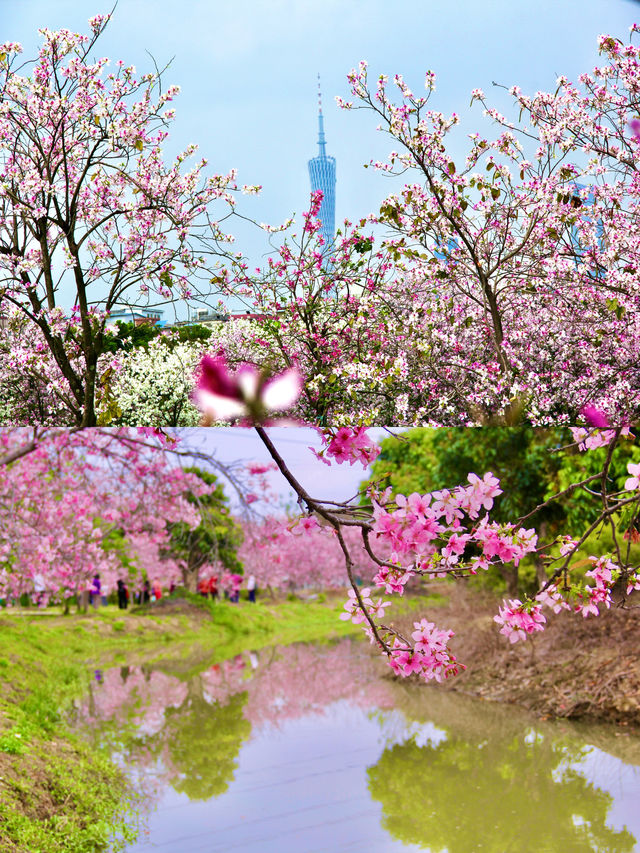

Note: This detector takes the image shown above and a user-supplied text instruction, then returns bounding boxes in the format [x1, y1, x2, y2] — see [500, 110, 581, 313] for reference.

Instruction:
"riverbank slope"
[392, 585, 640, 726]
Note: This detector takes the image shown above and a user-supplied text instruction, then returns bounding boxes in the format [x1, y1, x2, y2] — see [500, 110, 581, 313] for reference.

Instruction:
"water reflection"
[162, 689, 250, 800]
[71, 639, 640, 852]
[369, 727, 635, 852]
[72, 639, 396, 807]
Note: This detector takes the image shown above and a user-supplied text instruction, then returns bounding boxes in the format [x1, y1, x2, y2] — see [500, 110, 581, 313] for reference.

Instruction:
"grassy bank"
[0, 594, 366, 852]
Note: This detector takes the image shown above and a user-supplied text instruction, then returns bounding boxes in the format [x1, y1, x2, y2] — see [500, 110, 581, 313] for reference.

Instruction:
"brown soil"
[391, 585, 640, 727]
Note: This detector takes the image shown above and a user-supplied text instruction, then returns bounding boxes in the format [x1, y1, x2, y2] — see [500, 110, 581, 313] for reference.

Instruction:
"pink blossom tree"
[207, 32, 640, 426]
[238, 518, 380, 593]
[0, 428, 233, 607]
[0, 16, 242, 426]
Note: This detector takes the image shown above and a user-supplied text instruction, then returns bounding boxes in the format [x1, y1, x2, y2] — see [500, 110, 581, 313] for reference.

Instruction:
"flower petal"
[261, 369, 303, 412]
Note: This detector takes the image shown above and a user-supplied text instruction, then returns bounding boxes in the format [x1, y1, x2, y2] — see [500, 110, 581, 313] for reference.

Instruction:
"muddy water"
[70, 639, 640, 852]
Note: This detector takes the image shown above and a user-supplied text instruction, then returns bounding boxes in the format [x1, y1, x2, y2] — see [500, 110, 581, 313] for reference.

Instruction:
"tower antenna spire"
[308, 72, 336, 259]
[317, 73, 327, 157]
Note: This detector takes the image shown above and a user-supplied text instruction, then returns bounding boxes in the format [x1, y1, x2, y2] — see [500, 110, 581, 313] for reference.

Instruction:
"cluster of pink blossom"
[570, 426, 632, 451]
[329, 470, 541, 680]
[493, 600, 547, 643]
[578, 556, 618, 618]
[626, 572, 640, 596]
[386, 620, 462, 682]
[535, 584, 572, 615]
[312, 427, 382, 467]
[369, 473, 536, 576]
[625, 463, 640, 491]
[339, 586, 392, 625]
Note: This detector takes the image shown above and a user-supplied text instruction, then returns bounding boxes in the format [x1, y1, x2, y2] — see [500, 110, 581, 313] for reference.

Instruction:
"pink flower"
[493, 599, 546, 643]
[535, 585, 570, 614]
[625, 462, 640, 491]
[559, 536, 578, 556]
[580, 405, 609, 429]
[247, 463, 276, 476]
[194, 355, 302, 423]
[295, 516, 320, 534]
[322, 427, 381, 468]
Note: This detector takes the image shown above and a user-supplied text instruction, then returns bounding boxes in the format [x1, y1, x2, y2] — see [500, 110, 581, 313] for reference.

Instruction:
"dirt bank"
[391, 585, 640, 727]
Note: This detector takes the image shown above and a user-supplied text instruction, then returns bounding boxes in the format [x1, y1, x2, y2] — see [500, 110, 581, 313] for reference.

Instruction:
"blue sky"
[181, 426, 399, 510]
[2, 0, 639, 316]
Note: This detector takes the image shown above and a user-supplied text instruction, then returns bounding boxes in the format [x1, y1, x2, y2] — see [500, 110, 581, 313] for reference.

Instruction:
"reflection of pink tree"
[243, 639, 395, 726]
[77, 667, 188, 736]
[77, 639, 394, 744]
[73, 639, 398, 805]
[198, 641, 397, 726]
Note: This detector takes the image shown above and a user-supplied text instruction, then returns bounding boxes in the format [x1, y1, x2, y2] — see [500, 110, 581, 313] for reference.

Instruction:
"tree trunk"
[534, 521, 549, 586]
[81, 350, 98, 427]
[500, 564, 518, 597]
[182, 565, 198, 594]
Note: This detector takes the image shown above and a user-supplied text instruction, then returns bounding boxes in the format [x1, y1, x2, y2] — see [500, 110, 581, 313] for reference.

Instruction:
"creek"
[69, 637, 640, 852]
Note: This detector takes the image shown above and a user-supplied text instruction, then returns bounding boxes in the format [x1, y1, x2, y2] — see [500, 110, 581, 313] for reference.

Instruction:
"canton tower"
[308, 75, 336, 251]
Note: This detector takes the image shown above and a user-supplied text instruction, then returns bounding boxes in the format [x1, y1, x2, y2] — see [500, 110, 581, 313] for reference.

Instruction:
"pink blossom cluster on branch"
[250, 423, 640, 684]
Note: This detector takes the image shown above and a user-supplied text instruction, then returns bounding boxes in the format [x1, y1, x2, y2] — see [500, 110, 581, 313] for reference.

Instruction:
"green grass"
[0, 618, 139, 851]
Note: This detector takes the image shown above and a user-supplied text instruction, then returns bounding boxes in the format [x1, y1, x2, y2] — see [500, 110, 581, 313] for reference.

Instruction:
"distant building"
[184, 307, 230, 327]
[228, 311, 269, 321]
[169, 308, 272, 330]
[106, 305, 165, 328]
[308, 75, 336, 253]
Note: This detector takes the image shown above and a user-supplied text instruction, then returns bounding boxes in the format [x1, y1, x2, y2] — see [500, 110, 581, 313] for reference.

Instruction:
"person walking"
[247, 575, 257, 603]
[208, 575, 218, 600]
[117, 579, 128, 610]
[90, 574, 101, 609]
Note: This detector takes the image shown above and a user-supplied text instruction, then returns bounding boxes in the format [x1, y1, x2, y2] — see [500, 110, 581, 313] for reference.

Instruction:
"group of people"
[89, 575, 166, 610]
[197, 574, 257, 603]
[24, 572, 257, 610]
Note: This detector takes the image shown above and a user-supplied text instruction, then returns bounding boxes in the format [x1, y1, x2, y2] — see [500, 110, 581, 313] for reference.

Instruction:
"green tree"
[174, 324, 214, 347]
[103, 322, 213, 354]
[166, 467, 244, 593]
[546, 438, 640, 534]
[103, 321, 163, 353]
